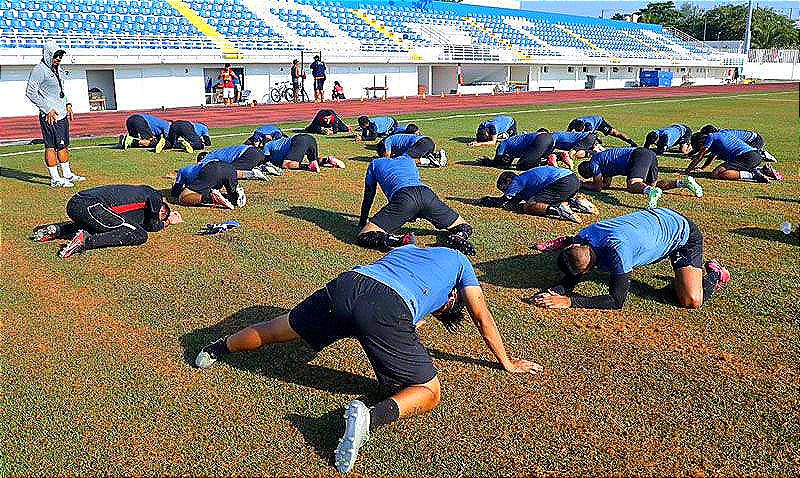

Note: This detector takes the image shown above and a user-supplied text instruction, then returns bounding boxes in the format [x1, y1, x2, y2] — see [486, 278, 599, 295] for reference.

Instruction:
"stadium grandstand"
[0, 0, 745, 117]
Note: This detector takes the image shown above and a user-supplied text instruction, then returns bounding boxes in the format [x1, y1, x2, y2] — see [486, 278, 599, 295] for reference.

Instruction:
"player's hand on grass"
[46, 109, 58, 125]
[531, 292, 571, 309]
[468, 140, 479, 147]
[167, 211, 184, 225]
[504, 358, 543, 374]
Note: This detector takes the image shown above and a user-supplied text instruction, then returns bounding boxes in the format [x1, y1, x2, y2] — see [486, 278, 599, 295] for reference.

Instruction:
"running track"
[2, 82, 796, 142]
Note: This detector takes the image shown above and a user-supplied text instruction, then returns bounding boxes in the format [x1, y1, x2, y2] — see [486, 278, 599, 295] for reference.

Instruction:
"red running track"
[2, 82, 796, 142]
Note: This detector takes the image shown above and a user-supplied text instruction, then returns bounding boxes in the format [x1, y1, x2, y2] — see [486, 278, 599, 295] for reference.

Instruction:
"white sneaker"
[334, 400, 371, 475]
[210, 189, 235, 210]
[260, 163, 284, 176]
[429, 150, 447, 167]
[235, 186, 246, 208]
[63, 173, 86, 183]
[251, 168, 268, 181]
[50, 177, 74, 188]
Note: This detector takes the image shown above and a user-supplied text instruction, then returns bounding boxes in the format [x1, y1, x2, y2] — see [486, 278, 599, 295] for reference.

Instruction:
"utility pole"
[743, 0, 754, 53]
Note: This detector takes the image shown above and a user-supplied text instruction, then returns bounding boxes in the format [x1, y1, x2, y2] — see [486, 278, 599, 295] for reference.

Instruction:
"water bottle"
[781, 222, 793, 235]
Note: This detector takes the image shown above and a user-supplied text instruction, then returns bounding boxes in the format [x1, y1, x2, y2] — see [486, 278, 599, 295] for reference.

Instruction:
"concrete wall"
[1, 65, 88, 117]
[743, 62, 800, 80]
[113, 65, 206, 111]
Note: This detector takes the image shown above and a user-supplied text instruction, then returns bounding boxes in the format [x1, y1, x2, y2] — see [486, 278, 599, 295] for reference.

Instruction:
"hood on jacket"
[42, 40, 65, 68]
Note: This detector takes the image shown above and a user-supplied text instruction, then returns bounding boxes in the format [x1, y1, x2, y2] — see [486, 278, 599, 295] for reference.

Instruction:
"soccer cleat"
[705, 260, 731, 291]
[210, 189, 235, 210]
[259, 163, 284, 176]
[62, 173, 86, 183]
[117, 134, 127, 149]
[250, 168, 269, 181]
[568, 195, 598, 215]
[31, 224, 59, 242]
[325, 156, 346, 169]
[195, 338, 227, 368]
[123, 134, 135, 150]
[386, 232, 416, 248]
[334, 400, 371, 475]
[235, 186, 246, 208]
[428, 149, 447, 168]
[154, 136, 166, 154]
[177, 137, 194, 154]
[760, 164, 783, 181]
[761, 149, 777, 162]
[646, 187, 663, 209]
[59, 229, 87, 258]
[683, 176, 704, 198]
[751, 169, 770, 183]
[555, 203, 581, 223]
[50, 177, 74, 188]
[440, 232, 476, 256]
[307, 160, 320, 173]
[545, 154, 557, 167]
[479, 156, 492, 167]
[534, 235, 569, 252]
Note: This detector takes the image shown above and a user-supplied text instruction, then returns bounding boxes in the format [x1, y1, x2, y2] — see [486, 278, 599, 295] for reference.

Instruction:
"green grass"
[1, 90, 799, 476]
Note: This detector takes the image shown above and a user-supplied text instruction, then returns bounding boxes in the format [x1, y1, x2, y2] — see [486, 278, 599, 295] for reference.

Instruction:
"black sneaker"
[195, 338, 229, 369]
[751, 169, 770, 183]
[386, 232, 416, 248]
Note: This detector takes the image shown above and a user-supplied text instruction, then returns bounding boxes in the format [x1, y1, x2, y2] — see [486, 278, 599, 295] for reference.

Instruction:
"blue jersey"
[586, 147, 637, 177]
[353, 245, 480, 324]
[496, 132, 541, 157]
[703, 132, 756, 163]
[383, 134, 422, 156]
[720, 129, 757, 144]
[140, 114, 170, 136]
[263, 137, 293, 162]
[193, 122, 209, 137]
[552, 131, 591, 150]
[394, 124, 416, 135]
[365, 156, 424, 200]
[578, 115, 604, 131]
[505, 166, 573, 199]
[204, 145, 250, 163]
[655, 124, 689, 148]
[174, 162, 208, 190]
[310, 61, 326, 78]
[254, 124, 283, 140]
[479, 115, 515, 136]
[370, 116, 397, 135]
[576, 208, 691, 275]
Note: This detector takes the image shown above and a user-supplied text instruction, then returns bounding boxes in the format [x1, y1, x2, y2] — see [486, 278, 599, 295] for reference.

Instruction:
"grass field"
[2, 89, 799, 476]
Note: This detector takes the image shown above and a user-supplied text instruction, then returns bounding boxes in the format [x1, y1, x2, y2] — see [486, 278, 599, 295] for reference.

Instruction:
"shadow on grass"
[755, 195, 800, 204]
[450, 136, 475, 144]
[630, 276, 677, 306]
[474, 253, 559, 290]
[446, 196, 482, 207]
[179, 305, 381, 395]
[428, 347, 502, 371]
[658, 166, 714, 179]
[731, 226, 797, 245]
[454, 160, 499, 168]
[349, 155, 375, 163]
[0, 167, 51, 185]
[285, 410, 343, 466]
[582, 189, 641, 209]
[277, 205, 441, 244]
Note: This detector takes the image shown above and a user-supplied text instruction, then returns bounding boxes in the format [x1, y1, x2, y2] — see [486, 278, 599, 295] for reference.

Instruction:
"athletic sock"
[240, 170, 256, 179]
[369, 398, 400, 431]
[739, 171, 754, 180]
[701, 270, 721, 304]
[675, 179, 686, 188]
[47, 165, 61, 180]
[545, 205, 560, 217]
[60, 162, 73, 177]
[418, 157, 431, 166]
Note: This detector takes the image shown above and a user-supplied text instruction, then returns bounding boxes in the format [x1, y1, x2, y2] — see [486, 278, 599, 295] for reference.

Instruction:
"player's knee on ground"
[677, 289, 703, 309]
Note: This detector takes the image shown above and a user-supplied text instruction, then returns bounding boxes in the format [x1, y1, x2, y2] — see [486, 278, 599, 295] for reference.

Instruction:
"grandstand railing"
[749, 49, 799, 64]
[662, 27, 718, 55]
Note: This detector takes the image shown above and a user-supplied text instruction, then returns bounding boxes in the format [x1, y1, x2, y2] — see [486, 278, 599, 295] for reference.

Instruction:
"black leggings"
[62, 196, 148, 250]
[126, 115, 155, 140]
[230, 146, 265, 170]
[167, 121, 204, 150]
[517, 133, 555, 171]
[286, 134, 319, 164]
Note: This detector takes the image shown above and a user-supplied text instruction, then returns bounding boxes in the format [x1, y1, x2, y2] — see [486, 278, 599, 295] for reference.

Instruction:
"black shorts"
[627, 148, 659, 184]
[528, 173, 580, 204]
[669, 219, 703, 270]
[723, 150, 761, 172]
[371, 185, 459, 233]
[747, 133, 765, 150]
[314, 78, 325, 91]
[230, 146, 263, 170]
[289, 271, 437, 389]
[186, 161, 237, 197]
[126, 114, 154, 140]
[39, 115, 69, 150]
[270, 133, 318, 167]
[595, 119, 614, 136]
[570, 133, 597, 153]
[407, 137, 435, 159]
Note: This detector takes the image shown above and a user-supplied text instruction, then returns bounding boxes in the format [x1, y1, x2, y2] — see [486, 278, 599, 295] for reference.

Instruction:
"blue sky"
[519, 1, 799, 19]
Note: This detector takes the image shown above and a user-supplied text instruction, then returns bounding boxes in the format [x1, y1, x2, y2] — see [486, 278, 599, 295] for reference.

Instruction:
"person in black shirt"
[290, 59, 305, 103]
[310, 55, 327, 103]
[305, 109, 350, 135]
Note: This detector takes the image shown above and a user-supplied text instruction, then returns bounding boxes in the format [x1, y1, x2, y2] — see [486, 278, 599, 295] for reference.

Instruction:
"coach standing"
[310, 55, 327, 103]
[26, 40, 85, 188]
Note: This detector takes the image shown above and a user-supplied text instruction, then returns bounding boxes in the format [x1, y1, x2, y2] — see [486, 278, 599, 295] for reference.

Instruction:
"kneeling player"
[578, 147, 703, 208]
[643, 123, 692, 155]
[304, 109, 350, 135]
[470, 115, 517, 146]
[687, 132, 781, 182]
[358, 155, 474, 254]
[546, 129, 601, 165]
[357, 115, 398, 141]
[31, 184, 183, 259]
[194, 245, 541, 474]
[244, 124, 284, 149]
[171, 159, 245, 210]
[164, 120, 212, 153]
[263, 134, 344, 172]
[480, 167, 596, 223]
[483, 131, 570, 171]
[699, 125, 777, 162]
[568, 115, 636, 147]
[377, 134, 446, 167]
[118, 114, 170, 150]
[532, 208, 730, 310]
[197, 145, 283, 179]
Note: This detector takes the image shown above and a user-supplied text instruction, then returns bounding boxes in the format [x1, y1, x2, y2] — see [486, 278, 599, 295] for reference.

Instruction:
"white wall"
[744, 62, 800, 80]
[1, 65, 88, 117]
[113, 65, 206, 111]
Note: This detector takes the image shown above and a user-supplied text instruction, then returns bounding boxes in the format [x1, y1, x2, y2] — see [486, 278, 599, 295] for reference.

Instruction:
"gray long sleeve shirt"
[26, 40, 69, 120]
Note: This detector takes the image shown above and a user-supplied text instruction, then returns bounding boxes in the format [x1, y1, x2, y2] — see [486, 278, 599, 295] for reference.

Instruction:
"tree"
[635, 1, 683, 27]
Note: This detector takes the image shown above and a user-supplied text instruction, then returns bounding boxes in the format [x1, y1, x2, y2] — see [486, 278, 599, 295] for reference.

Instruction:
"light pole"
[743, 0, 754, 53]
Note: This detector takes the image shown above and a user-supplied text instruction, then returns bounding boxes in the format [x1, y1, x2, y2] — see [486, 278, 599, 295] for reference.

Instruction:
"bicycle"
[267, 80, 310, 103]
